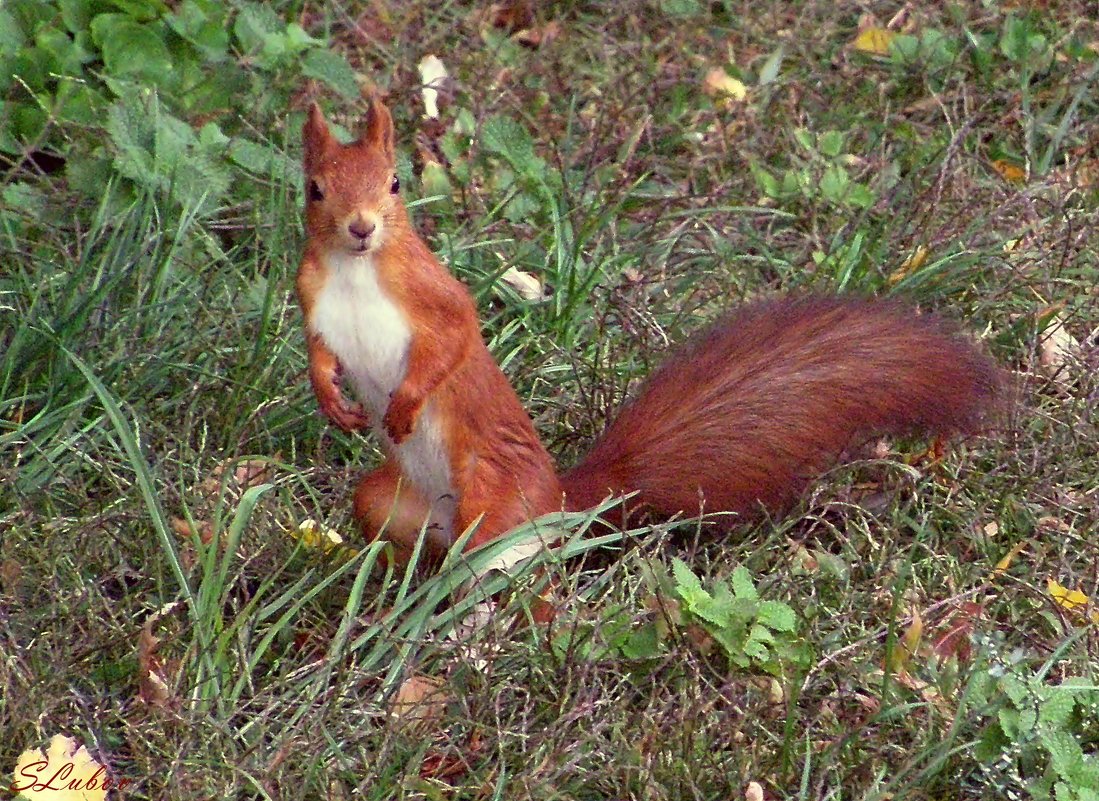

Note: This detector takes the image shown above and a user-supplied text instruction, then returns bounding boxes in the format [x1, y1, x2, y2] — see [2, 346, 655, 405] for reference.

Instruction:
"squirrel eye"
[307, 180, 324, 202]
[390, 175, 400, 194]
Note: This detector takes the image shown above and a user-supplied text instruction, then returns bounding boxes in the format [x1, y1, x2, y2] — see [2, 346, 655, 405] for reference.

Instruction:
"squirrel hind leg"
[353, 461, 440, 568]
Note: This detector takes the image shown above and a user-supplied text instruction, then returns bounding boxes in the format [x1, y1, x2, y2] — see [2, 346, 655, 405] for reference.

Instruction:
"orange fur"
[297, 98, 1001, 564]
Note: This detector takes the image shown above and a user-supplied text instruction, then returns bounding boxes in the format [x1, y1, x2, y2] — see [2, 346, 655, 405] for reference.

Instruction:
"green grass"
[3, 1, 1098, 798]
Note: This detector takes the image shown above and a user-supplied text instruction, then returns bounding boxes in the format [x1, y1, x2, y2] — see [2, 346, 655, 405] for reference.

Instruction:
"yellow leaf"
[1047, 578, 1099, 624]
[12, 734, 124, 800]
[887, 607, 923, 673]
[295, 518, 344, 549]
[887, 244, 930, 285]
[901, 607, 924, 658]
[991, 159, 1026, 183]
[993, 539, 1027, 574]
[293, 519, 358, 560]
[852, 27, 896, 56]
[702, 68, 748, 100]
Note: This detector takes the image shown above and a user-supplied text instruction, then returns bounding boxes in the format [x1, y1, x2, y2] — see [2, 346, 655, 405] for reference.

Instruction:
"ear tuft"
[360, 94, 395, 163]
[302, 102, 332, 172]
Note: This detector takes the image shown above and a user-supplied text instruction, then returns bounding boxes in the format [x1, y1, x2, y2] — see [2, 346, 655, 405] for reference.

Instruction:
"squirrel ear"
[302, 102, 332, 172]
[360, 95, 395, 163]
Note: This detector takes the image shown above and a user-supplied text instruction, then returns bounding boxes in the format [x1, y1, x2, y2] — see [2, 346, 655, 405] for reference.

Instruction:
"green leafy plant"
[967, 650, 1099, 800]
[749, 127, 875, 212]
[550, 559, 810, 680]
[0, 0, 357, 216]
[671, 560, 809, 676]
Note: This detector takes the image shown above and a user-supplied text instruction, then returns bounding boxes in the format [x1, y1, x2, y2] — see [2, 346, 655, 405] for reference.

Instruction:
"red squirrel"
[297, 97, 1001, 566]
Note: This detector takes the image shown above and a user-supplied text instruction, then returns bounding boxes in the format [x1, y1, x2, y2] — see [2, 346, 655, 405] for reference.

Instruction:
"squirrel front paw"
[319, 393, 371, 432]
[309, 360, 370, 431]
[383, 391, 421, 444]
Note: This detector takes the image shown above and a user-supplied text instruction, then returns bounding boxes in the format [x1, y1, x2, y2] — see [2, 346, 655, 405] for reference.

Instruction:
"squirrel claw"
[320, 396, 370, 432]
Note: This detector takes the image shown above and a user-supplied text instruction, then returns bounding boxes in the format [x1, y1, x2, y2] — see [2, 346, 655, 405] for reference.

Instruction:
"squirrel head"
[301, 96, 405, 257]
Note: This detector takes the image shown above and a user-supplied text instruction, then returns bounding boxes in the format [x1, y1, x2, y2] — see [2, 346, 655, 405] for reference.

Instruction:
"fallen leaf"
[852, 27, 896, 56]
[930, 601, 983, 662]
[1037, 311, 1082, 377]
[0, 558, 22, 592]
[1047, 578, 1099, 623]
[13, 734, 119, 800]
[887, 606, 923, 673]
[993, 539, 1027, 574]
[1036, 515, 1073, 534]
[293, 519, 358, 561]
[1050, 157, 1099, 190]
[991, 159, 1026, 183]
[138, 618, 174, 710]
[514, 20, 561, 48]
[500, 267, 546, 301]
[203, 457, 276, 494]
[390, 675, 449, 728]
[790, 544, 819, 574]
[766, 678, 784, 705]
[887, 244, 930, 285]
[702, 67, 748, 100]
[486, 0, 533, 32]
[171, 516, 215, 545]
[420, 730, 483, 782]
[418, 55, 448, 119]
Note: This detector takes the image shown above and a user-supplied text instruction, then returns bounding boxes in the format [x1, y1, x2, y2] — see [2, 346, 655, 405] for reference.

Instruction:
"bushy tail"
[560, 295, 1002, 518]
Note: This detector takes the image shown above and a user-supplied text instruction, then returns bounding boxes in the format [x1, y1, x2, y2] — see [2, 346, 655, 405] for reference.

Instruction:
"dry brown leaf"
[930, 601, 983, 662]
[390, 675, 450, 728]
[419, 730, 483, 782]
[514, 20, 561, 48]
[1050, 157, 1099, 190]
[1037, 312, 1082, 377]
[347, 5, 396, 46]
[500, 267, 546, 301]
[0, 558, 22, 592]
[138, 619, 174, 710]
[485, 0, 533, 33]
[1036, 515, 1073, 534]
[202, 456, 277, 495]
[171, 516, 214, 545]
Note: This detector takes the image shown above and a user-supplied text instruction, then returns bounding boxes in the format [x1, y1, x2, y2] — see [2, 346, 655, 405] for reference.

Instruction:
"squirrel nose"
[348, 219, 375, 240]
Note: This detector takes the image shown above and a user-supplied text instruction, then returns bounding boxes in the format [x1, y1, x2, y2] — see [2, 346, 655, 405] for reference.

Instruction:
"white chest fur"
[312, 253, 411, 416]
[311, 252, 455, 527]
